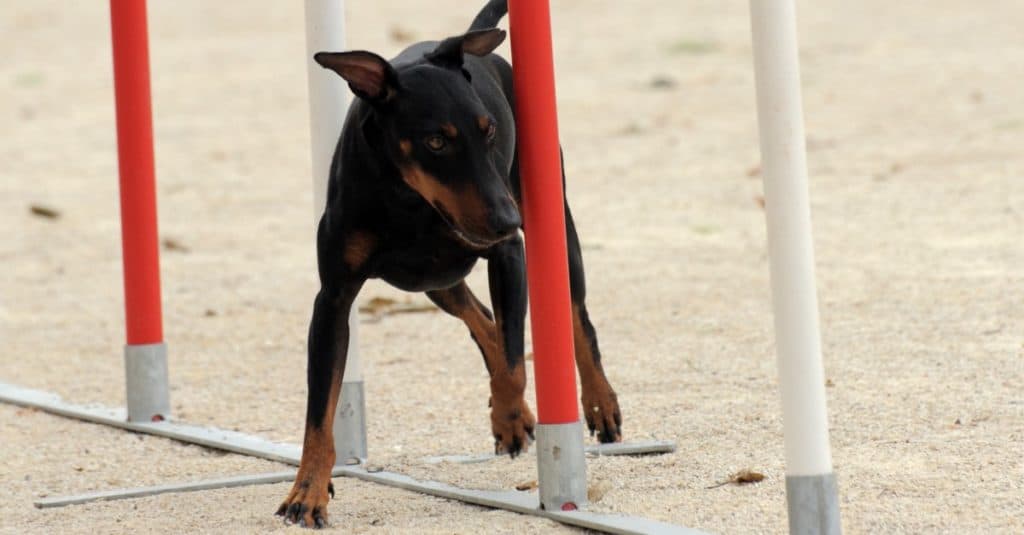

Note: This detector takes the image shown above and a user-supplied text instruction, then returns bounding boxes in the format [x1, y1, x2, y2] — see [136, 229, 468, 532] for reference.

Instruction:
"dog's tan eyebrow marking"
[477, 115, 491, 131]
[399, 139, 413, 157]
[441, 123, 459, 139]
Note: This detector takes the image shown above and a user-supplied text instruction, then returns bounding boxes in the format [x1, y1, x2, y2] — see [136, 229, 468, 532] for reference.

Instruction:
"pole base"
[786, 473, 841, 535]
[536, 421, 587, 511]
[333, 380, 367, 464]
[124, 342, 170, 423]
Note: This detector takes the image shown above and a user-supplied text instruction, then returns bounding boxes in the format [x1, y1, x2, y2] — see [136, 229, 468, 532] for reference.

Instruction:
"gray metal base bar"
[35, 463, 706, 535]
[34, 468, 335, 509]
[424, 439, 676, 464]
[786, 473, 841, 535]
[536, 421, 588, 511]
[0, 381, 300, 464]
[2, 381, 705, 534]
[123, 342, 170, 423]
[333, 380, 367, 464]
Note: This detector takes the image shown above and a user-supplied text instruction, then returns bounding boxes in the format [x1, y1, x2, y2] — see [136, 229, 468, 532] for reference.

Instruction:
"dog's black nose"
[489, 201, 521, 238]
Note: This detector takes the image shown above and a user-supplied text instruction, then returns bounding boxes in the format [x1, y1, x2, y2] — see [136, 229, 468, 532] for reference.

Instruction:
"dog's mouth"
[433, 204, 509, 250]
[450, 227, 507, 249]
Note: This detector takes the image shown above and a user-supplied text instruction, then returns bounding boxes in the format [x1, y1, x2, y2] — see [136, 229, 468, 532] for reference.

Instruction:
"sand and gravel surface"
[2, 1, 1022, 533]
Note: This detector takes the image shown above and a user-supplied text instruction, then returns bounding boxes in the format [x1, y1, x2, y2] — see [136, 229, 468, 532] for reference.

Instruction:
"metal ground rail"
[2, 382, 702, 535]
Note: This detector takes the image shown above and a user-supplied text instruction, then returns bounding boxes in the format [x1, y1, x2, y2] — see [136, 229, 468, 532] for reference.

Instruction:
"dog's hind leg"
[426, 237, 535, 457]
[564, 201, 622, 443]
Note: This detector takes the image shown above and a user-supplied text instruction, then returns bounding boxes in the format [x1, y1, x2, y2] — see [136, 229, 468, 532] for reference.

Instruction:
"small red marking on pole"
[507, 0, 579, 426]
[110, 0, 164, 345]
[561, 502, 578, 511]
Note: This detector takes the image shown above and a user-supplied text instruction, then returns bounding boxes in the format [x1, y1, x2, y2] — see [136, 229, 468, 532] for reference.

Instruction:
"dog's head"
[315, 29, 520, 249]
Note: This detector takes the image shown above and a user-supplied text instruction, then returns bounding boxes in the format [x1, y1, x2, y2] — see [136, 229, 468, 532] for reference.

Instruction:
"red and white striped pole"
[110, 0, 170, 423]
[507, 0, 587, 511]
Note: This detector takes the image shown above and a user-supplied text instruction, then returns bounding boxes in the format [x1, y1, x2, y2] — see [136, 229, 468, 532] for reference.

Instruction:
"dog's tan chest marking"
[343, 231, 376, 269]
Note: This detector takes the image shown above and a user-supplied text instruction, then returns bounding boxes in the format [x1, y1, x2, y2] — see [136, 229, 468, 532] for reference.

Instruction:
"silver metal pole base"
[535, 421, 588, 511]
[786, 473, 841, 535]
[333, 380, 367, 464]
[124, 342, 170, 423]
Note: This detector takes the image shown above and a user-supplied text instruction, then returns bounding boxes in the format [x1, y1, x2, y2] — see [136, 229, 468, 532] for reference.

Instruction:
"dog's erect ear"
[461, 28, 506, 56]
[425, 29, 506, 68]
[314, 51, 399, 103]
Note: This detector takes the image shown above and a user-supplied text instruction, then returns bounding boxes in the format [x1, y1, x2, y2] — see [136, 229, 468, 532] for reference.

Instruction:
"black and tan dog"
[278, 0, 621, 527]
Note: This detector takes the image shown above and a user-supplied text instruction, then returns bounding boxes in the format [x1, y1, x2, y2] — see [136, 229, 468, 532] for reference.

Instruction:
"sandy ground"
[2, 1, 1022, 533]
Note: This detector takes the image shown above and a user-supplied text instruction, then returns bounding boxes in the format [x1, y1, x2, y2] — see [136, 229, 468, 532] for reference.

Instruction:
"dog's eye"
[485, 123, 497, 143]
[425, 135, 447, 152]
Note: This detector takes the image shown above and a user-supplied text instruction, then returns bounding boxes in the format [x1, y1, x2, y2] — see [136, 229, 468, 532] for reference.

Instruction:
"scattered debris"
[389, 25, 416, 43]
[649, 76, 677, 90]
[825, 378, 835, 387]
[690, 224, 717, 236]
[706, 469, 765, 489]
[365, 465, 384, 473]
[618, 122, 645, 135]
[15, 72, 45, 87]
[29, 204, 60, 219]
[203, 309, 217, 317]
[359, 296, 437, 321]
[587, 479, 613, 502]
[162, 238, 190, 253]
[746, 164, 761, 177]
[754, 196, 766, 209]
[666, 39, 718, 55]
[515, 480, 538, 491]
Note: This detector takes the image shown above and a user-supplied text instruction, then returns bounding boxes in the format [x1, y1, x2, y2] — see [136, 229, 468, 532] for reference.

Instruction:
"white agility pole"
[304, 0, 367, 464]
[748, 1, 841, 533]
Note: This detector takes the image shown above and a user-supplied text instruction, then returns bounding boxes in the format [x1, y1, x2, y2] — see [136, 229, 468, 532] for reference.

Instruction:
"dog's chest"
[370, 229, 479, 293]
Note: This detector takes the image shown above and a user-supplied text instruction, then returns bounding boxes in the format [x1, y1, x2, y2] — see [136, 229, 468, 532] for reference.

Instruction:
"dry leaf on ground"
[706, 469, 765, 489]
[515, 480, 538, 491]
[29, 204, 60, 219]
[359, 296, 437, 320]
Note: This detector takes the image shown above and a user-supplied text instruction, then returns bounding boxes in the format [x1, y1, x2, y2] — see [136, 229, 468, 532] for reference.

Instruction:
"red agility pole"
[110, 0, 170, 422]
[111, 0, 162, 345]
[508, 0, 576, 427]
[508, 0, 587, 511]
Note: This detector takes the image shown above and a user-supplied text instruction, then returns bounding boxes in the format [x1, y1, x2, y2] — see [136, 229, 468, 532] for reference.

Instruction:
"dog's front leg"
[486, 235, 536, 456]
[277, 280, 362, 528]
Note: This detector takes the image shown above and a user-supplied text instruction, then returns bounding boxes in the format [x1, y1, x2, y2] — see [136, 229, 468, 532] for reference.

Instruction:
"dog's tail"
[469, 0, 508, 31]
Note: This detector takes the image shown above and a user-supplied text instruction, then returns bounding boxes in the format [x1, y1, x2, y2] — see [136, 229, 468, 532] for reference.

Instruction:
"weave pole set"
[0, 0, 840, 532]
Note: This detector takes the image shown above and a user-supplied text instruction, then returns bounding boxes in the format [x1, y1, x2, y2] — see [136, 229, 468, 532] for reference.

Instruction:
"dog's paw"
[582, 386, 622, 443]
[491, 398, 536, 458]
[275, 478, 334, 529]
